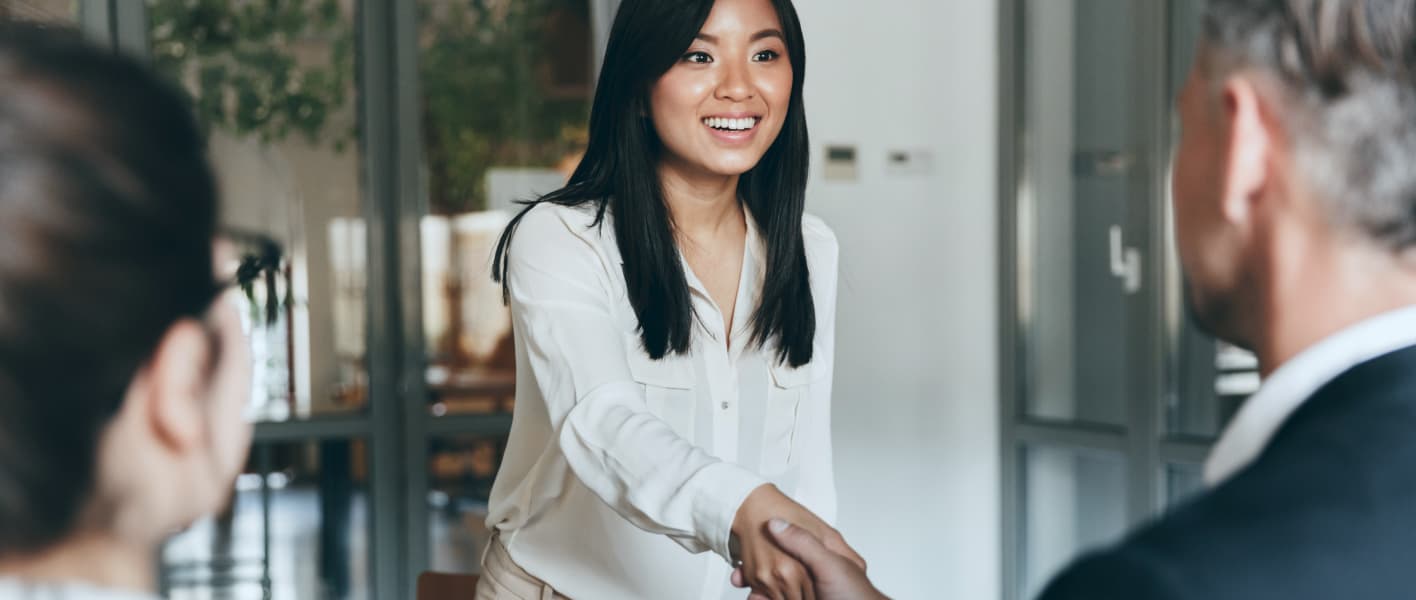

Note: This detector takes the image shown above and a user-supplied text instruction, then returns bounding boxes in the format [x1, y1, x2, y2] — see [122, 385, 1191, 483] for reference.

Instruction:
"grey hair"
[1202, 0, 1416, 250]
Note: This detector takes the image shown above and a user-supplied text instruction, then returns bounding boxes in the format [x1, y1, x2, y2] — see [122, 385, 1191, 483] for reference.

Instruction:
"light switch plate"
[823, 144, 858, 181]
[886, 148, 935, 176]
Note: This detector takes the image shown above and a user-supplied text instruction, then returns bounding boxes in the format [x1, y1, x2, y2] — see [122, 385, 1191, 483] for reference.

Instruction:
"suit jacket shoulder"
[1039, 344, 1416, 600]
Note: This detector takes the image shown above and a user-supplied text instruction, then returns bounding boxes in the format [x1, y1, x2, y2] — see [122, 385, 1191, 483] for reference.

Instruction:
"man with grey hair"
[732, 0, 1416, 598]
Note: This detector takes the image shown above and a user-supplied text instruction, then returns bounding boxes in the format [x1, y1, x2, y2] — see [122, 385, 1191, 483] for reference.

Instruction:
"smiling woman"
[650, 17, 793, 180]
[479, 0, 855, 598]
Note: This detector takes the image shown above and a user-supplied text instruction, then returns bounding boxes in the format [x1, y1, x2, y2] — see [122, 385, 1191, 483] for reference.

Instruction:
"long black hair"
[492, 0, 814, 367]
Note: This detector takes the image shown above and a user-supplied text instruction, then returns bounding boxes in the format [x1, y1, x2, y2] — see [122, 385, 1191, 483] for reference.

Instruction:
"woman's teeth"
[703, 117, 757, 131]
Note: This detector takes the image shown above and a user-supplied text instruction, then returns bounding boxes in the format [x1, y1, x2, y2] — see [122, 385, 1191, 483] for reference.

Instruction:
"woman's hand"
[731, 485, 865, 600]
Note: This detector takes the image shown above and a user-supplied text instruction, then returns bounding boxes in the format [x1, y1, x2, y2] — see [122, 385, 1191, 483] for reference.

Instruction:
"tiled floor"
[161, 485, 491, 600]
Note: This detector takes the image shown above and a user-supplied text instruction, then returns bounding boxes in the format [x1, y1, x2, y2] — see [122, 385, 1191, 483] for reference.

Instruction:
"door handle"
[1109, 225, 1142, 295]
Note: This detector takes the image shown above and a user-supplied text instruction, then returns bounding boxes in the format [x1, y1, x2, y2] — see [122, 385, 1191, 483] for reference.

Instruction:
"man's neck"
[0, 532, 157, 594]
[1254, 238, 1416, 376]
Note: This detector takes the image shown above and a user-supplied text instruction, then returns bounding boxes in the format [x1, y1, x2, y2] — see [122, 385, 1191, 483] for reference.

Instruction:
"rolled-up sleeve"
[505, 207, 767, 561]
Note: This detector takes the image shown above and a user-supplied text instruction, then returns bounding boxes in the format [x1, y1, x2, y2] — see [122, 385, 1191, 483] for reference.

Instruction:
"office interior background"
[0, 0, 1256, 599]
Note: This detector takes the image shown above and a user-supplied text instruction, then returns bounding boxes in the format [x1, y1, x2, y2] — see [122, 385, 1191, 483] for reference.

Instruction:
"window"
[93, 1, 612, 596]
[148, 0, 365, 422]
[416, 0, 593, 572]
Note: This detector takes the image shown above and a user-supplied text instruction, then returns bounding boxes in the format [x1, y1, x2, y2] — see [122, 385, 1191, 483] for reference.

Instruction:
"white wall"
[796, 1, 1000, 599]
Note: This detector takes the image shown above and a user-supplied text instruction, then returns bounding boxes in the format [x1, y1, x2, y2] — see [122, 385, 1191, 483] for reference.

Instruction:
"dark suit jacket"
[1040, 344, 1416, 600]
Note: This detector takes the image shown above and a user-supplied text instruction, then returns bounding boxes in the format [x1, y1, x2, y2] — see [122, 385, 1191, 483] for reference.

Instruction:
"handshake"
[728, 485, 887, 600]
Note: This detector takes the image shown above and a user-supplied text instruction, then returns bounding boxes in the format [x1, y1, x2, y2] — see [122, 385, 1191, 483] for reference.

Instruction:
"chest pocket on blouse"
[762, 358, 817, 476]
[624, 335, 697, 442]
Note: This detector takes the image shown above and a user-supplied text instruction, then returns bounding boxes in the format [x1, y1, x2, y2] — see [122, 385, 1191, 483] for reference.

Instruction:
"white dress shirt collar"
[1204, 304, 1416, 486]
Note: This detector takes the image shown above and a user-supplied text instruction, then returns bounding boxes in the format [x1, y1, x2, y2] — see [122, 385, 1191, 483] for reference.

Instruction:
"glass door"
[998, 1, 1242, 598]
[1001, 0, 1163, 596]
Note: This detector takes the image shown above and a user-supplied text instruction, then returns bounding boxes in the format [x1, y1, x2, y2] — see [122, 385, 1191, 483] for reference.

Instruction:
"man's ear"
[1218, 75, 1274, 228]
[133, 319, 212, 454]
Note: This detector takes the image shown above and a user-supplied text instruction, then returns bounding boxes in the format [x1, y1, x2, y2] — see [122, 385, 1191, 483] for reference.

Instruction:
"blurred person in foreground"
[0, 22, 253, 600]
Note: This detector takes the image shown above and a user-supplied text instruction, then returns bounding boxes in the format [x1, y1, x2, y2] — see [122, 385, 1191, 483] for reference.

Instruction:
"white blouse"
[485, 202, 839, 600]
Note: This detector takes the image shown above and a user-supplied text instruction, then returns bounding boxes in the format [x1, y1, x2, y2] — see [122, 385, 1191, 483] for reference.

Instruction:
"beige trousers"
[475, 536, 571, 600]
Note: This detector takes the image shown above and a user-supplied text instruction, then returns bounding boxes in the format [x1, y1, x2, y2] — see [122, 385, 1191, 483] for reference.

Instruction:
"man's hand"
[731, 485, 865, 600]
[733, 519, 888, 600]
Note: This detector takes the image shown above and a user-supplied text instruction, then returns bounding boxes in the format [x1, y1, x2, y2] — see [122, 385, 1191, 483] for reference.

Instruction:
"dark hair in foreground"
[0, 22, 219, 554]
[492, 0, 816, 367]
[1203, 0, 1416, 250]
